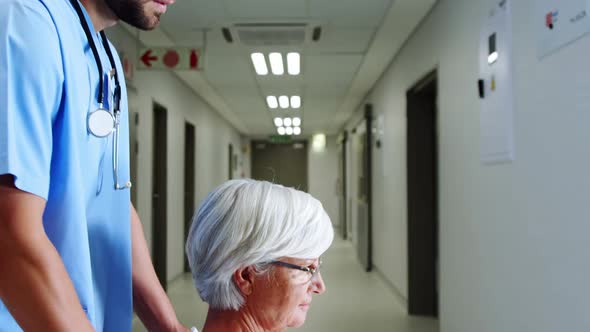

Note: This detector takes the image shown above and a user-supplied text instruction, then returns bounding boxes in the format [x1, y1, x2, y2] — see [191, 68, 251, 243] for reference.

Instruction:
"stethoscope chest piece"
[88, 107, 115, 138]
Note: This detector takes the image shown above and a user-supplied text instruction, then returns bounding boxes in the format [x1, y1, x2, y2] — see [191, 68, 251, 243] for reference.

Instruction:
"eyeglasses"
[270, 258, 322, 283]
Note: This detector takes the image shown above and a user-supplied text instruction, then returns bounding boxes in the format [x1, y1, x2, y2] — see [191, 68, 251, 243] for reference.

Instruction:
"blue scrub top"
[0, 0, 132, 330]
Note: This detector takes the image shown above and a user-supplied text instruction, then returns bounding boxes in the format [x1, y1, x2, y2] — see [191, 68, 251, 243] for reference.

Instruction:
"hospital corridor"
[10, 0, 586, 331]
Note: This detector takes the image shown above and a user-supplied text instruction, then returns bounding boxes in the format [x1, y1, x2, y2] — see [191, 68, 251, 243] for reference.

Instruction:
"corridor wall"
[308, 135, 340, 229]
[344, 0, 590, 331]
[105, 25, 247, 283]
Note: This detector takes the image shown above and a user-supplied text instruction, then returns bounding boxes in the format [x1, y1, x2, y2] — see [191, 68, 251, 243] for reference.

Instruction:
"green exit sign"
[268, 135, 293, 144]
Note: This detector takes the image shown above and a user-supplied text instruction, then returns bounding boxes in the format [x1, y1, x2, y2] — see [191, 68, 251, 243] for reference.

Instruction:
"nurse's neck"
[80, 0, 118, 32]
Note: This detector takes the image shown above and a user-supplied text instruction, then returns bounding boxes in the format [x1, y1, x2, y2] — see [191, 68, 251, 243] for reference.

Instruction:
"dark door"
[152, 103, 168, 290]
[184, 122, 195, 273]
[338, 132, 348, 239]
[407, 71, 439, 317]
[129, 111, 139, 207]
[251, 141, 308, 192]
[228, 144, 234, 180]
[356, 105, 373, 272]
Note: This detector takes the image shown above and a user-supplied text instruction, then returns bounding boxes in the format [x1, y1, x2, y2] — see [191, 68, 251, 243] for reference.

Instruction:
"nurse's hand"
[170, 322, 191, 332]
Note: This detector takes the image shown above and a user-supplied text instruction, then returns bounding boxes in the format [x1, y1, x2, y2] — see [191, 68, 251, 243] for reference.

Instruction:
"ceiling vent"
[232, 23, 310, 46]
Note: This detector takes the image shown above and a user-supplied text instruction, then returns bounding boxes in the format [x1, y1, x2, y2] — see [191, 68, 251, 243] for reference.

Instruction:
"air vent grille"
[234, 23, 308, 46]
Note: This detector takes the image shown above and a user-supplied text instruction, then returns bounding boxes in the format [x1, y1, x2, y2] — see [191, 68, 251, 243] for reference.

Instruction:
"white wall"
[106, 26, 247, 282]
[308, 136, 339, 228]
[344, 0, 590, 331]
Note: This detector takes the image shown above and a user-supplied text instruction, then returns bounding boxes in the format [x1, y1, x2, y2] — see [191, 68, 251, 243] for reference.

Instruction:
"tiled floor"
[133, 237, 439, 332]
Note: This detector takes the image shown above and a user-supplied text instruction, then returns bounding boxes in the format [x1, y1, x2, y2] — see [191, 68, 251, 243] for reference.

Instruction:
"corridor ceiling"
[126, 0, 437, 137]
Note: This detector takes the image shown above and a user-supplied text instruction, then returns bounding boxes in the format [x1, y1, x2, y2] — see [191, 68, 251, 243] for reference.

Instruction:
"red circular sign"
[163, 50, 180, 68]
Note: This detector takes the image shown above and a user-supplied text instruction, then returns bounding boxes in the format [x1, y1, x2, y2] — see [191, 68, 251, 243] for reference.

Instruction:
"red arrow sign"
[141, 50, 158, 68]
[138, 48, 202, 71]
[190, 50, 199, 69]
[163, 50, 180, 68]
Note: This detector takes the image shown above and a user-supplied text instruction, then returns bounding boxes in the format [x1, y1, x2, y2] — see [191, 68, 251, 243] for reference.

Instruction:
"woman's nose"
[311, 271, 326, 294]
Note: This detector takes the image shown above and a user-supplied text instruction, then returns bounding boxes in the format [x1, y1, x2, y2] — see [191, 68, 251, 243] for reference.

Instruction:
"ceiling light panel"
[293, 127, 301, 135]
[274, 117, 283, 127]
[269, 52, 284, 75]
[284, 117, 292, 127]
[287, 52, 300, 75]
[267, 96, 278, 109]
[279, 96, 290, 109]
[290, 96, 301, 109]
[251, 53, 268, 75]
[286, 127, 294, 135]
[278, 127, 286, 136]
[292, 117, 301, 127]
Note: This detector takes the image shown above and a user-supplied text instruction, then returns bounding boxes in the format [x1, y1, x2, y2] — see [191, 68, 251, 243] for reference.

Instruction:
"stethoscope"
[71, 0, 131, 190]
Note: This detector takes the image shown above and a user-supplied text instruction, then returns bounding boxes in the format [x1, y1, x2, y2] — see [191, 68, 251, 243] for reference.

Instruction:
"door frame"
[406, 70, 439, 317]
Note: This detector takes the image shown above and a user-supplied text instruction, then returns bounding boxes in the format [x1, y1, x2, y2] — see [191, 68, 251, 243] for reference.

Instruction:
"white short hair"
[186, 179, 334, 310]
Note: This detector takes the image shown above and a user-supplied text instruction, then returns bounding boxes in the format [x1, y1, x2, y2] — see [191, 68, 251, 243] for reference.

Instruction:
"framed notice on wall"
[537, 0, 590, 58]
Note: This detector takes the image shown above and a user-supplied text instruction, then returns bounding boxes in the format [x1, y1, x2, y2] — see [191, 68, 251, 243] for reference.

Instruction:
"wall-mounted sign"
[268, 135, 293, 144]
[537, 0, 590, 58]
[479, 0, 515, 164]
[137, 48, 201, 70]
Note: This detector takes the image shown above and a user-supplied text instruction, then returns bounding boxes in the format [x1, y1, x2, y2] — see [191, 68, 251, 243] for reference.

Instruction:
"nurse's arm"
[131, 204, 189, 332]
[0, 175, 95, 331]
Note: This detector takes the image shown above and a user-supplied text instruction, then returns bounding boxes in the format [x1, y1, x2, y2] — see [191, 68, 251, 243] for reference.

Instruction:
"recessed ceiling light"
[286, 127, 294, 135]
[269, 53, 284, 75]
[274, 117, 283, 127]
[292, 117, 301, 127]
[267, 96, 278, 109]
[283, 118, 292, 127]
[287, 52, 300, 75]
[293, 127, 301, 135]
[251, 53, 268, 75]
[279, 96, 289, 109]
[278, 127, 286, 136]
[290, 96, 301, 109]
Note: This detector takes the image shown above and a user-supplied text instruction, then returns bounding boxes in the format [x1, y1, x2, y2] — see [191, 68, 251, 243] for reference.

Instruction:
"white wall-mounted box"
[479, 0, 515, 164]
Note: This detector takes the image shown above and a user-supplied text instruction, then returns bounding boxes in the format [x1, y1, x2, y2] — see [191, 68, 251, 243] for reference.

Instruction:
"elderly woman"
[185, 179, 334, 331]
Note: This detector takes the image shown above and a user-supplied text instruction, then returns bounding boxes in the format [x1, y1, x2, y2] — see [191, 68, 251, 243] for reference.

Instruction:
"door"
[128, 94, 139, 207]
[337, 132, 348, 239]
[152, 103, 168, 290]
[251, 141, 308, 192]
[346, 132, 354, 242]
[184, 122, 195, 273]
[355, 105, 373, 272]
[228, 144, 234, 180]
[407, 71, 439, 317]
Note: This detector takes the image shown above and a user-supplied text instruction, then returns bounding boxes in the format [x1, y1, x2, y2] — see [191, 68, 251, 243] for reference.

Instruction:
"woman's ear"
[233, 267, 255, 296]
